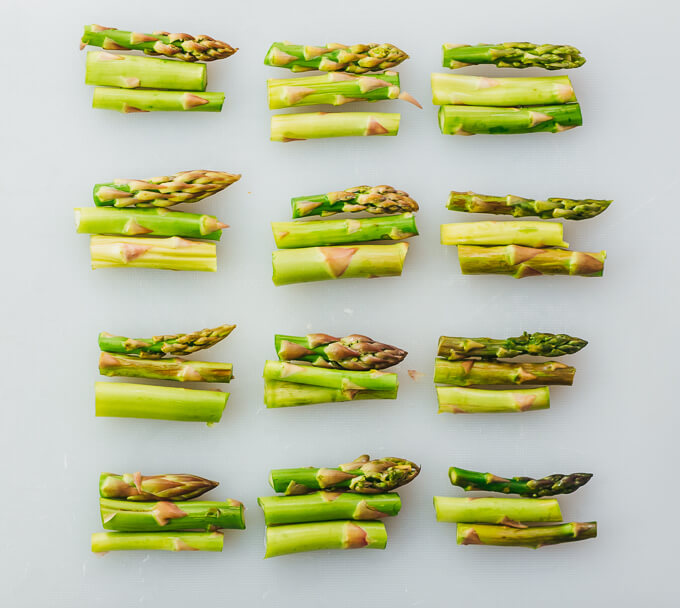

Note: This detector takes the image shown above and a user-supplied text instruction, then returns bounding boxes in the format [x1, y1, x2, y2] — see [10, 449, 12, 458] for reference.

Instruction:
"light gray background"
[2, 1, 678, 606]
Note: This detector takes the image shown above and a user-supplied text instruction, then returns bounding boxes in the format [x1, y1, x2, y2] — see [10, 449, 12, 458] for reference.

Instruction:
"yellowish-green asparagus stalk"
[441, 221, 567, 247]
[92, 531, 224, 552]
[437, 386, 550, 413]
[93, 88, 224, 113]
[433, 496, 562, 526]
[271, 112, 400, 141]
[434, 359, 575, 386]
[263, 360, 398, 391]
[264, 379, 397, 408]
[457, 522, 597, 548]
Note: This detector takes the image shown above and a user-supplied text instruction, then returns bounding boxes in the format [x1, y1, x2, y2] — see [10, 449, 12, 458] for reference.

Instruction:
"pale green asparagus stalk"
[263, 361, 398, 391]
[271, 112, 400, 141]
[91, 531, 224, 552]
[457, 522, 597, 548]
[433, 496, 562, 526]
[264, 380, 396, 408]
[437, 386, 550, 413]
[441, 221, 567, 247]
[93, 88, 224, 113]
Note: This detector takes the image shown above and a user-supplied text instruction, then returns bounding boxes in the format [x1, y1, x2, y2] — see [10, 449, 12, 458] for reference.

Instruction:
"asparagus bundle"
[99, 352, 233, 383]
[264, 361, 398, 391]
[271, 112, 399, 141]
[434, 496, 562, 526]
[434, 359, 575, 386]
[437, 386, 550, 414]
[100, 472, 219, 501]
[93, 87, 224, 113]
[437, 332, 587, 360]
[264, 379, 397, 408]
[457, 522, 597, 548]
[291, 185, 419, 218]
[92, 531, 224, 552]
[442, 42, 586, 70]
[441, 221, 567, 248]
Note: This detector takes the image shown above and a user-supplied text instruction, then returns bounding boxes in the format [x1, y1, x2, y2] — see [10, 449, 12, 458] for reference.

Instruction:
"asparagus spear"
[81, 25, 237, 61]
[276, 333, 407, 371]
[269, 455, 420, 495]
[100, 472, 219, 501]
[85, 51, 207, 90]
[94, 382, 228, 423]
[264, 379, 397, 408]
[292, 185, 419, 218]
[264, 42, 408, 73]
[437, 332, 587, 360]
[271, 112, 400, 141]
[272, 243, 409, 285]
[447, 190, 612, 220]
[442, 42, 585, 70]
[263, 361, 398, 391]
[272, 213, 418, 249]
[93, 88, 224, 113]
[441, 221, 567, 248]
[434, 496, 562, 526]
[92, 531, 224, 553]
[449, 466, 593, 497]
[437, 386, 550, 414]
[458, 245, 606, 277]
[258, 492, 401, 525]
[457, 522, 597, 548]
[99, 353, 233, 383]
[434, 359, 574, 386]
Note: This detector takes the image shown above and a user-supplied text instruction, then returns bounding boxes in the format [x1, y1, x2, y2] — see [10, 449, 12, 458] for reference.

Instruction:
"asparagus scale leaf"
[442, 42, 585, 70]
[437, 332, 588, 360]
[100, 472, 219, 501]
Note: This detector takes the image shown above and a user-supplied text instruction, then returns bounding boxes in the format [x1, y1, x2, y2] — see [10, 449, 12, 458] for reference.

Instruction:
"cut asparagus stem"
[94, 382, 228, 423]
[264, 42, 408, 73]
[292, 185, 419, 218]
[434, 359, 574, 386]
[269, 455, 420, 495]
[431, 74, 575, 106]
[100, 472, 219, 501]
[85, 51, 207, 90]
[258, 492, 401, 525]
[441, 221, 567, 248]
[263, 361, 398, 391]
[458, 245, 606, 277]
[434, 496, 561, 526]
[438, 104, 582, 135]
[442, 42, 585, 70]
[437, 386, 550, 414]
[81, 25, 237, 61]
[75, 207, 226, 240]
[447, 190, 612, 220]
[449, 467, 593, 497]
[271, 112, 400, 141]
[272, 242, 409, 285]
[92, 531, 223, 553]
[272, 213, 418, 249]
[99, 353, 233, 383]
[264, 379, 397, 408]
[437, 332, 587, 360]
[276, 333, 407, 371]
[457, 522, 597, 548]
[90, 236, 216, 271]
[93, 88, 224, 113]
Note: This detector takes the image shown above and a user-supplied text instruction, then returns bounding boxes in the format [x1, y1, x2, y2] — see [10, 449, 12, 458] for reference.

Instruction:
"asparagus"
[99, 353, 233, 383]
[258, 492, 401, 525]
[93, 88, 224, 113]
[271, 112, 400, 141]
[94, 382, 228, 423]
[457, 522, 597, 548]
[100, 472, 219, 501]
[272, 213, 418, 248]
[442, 42, 585, 70]
[75, 207, 226, 240]
[265, 521, 386, 558]
[438, 104, 582, 135]
[264, 379, 397, 408]
[437, 332, 587, 360]
[434, 496, 561, 526]
[269, 455, 420, 495]
[85, 51, 206, 90]
[81, 25, 237, 61]
[437, 386, 550, 414]
[94, 170, 241, 208]
[441, 221, 567, 248]
[276, 333, 407, 370]
[434, 359, 575, 386]
[263, 360, 398, 391]
[292, 185, 419, 218]
[264, 42, 408, 73]
[99, 324, 235, 358]
[458, 245, 606, 277]
[272, 243, 409, 285]
[92, 531, 224, 552]
[449, 466, 593, 497]
[447, 190, 612, 220]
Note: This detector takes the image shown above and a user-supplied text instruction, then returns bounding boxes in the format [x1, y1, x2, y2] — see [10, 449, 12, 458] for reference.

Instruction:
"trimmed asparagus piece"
[437, 386, 550, 413]
[449, 466, 593, 497]
[441, 221, 567, 248]
[99, 353, 232, 383]
[93, 88, 224, 113]
[457, 522, 597, 548]
[258, 492, 401, 525]
[434, 359, 574, 386]
[276, 333, 407, 371]
[443, 42, 585, 70]
[92, 531, 223, 552]
[264, 379, 397, 408]
[271, 112, 399, 141]
[434, 496, 561, 526]
[100, 472, 219, 501]
[458, 245, 605, 277]
[273, 213, 417, 249]
[438, 104, 582, 135]
[94, 382, 228, 422]
[263, 361, 398, 391]
[272, 242, 408, 285]
[81, 25, 237, 61]
[437, 332, 587, 360]
[292, 185, 419, 218]
[447, 190, 612, 220]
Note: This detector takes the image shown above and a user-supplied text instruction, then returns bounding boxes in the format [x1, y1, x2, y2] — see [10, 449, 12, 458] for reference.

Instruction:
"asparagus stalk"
[273, 213, 418, 249]
[263, 361, 398, 391]
[94, 382, 228, 423]
[438, 104, 582, 135]
[292, 185, 419, 218]
[449, 466, 593, 497]
[99, 353, 233, 383]
[437, 386, 550, 414]
[85, 51, 206, 90]
[81, 25, 237, 61]
[271, 112, 400, 141]
[92, 531, 224, 553]
[437, 332, 587, 360]
[447, 190, 612, 220]
[258, 492, 401, 525]
[264, 42, 408, 73]
[100, 472, 219, 501]
[272, 242, 409, 285]
[458, 245, 606, 277]
[442, 42, 585, 70]
[441, 221, 567, 248]
[457, 522, 597, 548]
[264, 379, 397, 408]
[276, 333, 407, 371]
[434, 359, 574, 386]
[93, 88, 224, 113]
[434, 496, 561, 526]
